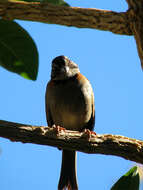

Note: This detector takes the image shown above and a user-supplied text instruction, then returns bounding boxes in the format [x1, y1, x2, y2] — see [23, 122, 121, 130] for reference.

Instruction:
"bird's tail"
[58, 150, 78, 190]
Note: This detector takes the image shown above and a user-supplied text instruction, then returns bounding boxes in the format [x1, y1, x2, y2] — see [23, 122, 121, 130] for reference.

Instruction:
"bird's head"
[51, 55, 80, 80]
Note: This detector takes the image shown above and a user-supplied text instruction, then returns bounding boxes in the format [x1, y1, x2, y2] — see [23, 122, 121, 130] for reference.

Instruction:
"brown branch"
[0, 1, 132, 35]
[126, 0, 143, 68]
[0, 120, 143, 164]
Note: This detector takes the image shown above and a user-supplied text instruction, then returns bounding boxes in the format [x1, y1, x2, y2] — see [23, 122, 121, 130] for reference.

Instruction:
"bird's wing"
[86, 91, 95, 131]
[45, 81, 54, 127]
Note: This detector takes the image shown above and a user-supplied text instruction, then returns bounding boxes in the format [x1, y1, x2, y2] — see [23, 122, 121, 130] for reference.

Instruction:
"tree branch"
[0, 1, 132, 35]
[0, 120, 143, 165]
[126, 0, 143, 68]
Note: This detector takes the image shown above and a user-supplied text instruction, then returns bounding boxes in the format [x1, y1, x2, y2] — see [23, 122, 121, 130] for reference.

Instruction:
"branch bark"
[0, 1, 132, 35]
[126, 0, 143, 68]
[0, 120, 143, 165]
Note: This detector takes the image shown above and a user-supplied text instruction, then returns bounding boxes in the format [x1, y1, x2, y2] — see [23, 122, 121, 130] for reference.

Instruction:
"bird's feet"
[52, 124, 66, 135]
[82, 129, 96, 140]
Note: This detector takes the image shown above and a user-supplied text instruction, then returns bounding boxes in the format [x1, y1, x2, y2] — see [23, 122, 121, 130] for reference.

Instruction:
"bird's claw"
[52, 125, 66, 135]
[81, 129, 96, 140]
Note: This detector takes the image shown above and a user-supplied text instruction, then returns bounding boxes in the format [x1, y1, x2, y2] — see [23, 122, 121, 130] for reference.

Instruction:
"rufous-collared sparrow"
[45, 55, 95, 190]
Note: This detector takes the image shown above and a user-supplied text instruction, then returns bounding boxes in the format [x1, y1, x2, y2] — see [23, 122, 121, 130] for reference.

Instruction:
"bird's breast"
[47, 76, 93, 130]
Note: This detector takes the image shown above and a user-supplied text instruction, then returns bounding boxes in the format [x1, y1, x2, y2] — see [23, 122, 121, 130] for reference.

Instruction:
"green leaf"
[111, 166, 140, 190]
[0, 19, 38, 80]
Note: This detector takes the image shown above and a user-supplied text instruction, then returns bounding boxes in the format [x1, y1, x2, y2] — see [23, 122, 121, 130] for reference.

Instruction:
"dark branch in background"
[0, 0, 143, 68]
[0, 120, 143, 164]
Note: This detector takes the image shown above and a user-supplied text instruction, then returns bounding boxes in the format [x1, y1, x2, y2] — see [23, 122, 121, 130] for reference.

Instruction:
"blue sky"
[0, 0, 143, 189]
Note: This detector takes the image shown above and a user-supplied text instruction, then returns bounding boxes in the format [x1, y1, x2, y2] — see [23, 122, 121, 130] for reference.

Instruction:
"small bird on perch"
[45, 55, 95, 190]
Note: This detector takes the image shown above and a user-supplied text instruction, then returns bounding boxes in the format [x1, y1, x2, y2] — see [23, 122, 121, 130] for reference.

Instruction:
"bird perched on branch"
[45, 55, 95, 190]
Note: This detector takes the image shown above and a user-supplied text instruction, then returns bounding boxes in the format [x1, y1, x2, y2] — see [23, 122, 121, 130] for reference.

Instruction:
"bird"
[45, 55, 95, 190]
